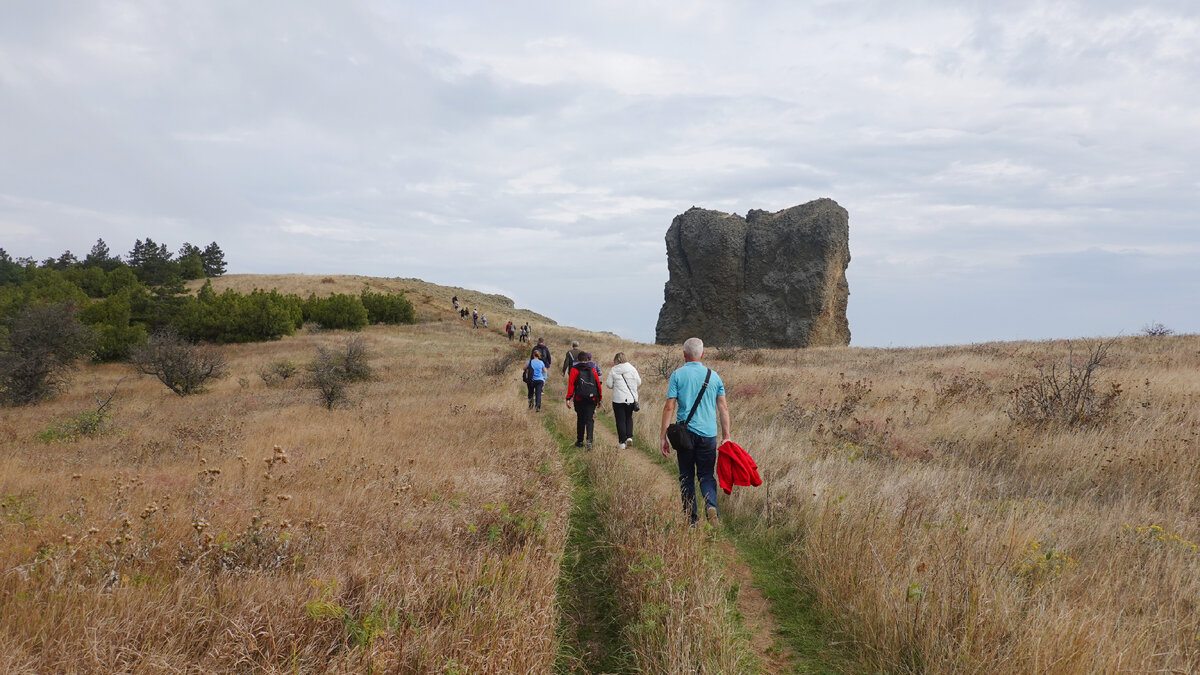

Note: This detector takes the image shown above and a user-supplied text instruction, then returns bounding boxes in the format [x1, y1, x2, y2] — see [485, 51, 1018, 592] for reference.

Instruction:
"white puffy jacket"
[605, 362, 642, 405]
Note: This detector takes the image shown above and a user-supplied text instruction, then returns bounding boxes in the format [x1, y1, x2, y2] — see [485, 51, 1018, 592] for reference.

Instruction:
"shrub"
[258, 359, 299, 387]
[306, 294, 369, 331]
[174, 284, 297, 344]
[482, 345, 526, 377]
[340, 337, 372, 382]
[1142, 322, 1175, 337]
[131, 329, 227, 396]
[652, 350, 683, 381]
[360, 290, 416, 325]
[36, 383, 120, 442]
[306, 338, 372, 409]
[78, 289, 148, 361]
[1007, 340, 1121, 427]
[0, 303, 95, 405]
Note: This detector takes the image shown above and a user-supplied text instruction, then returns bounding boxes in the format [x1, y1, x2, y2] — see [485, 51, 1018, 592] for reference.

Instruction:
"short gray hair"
[683, 337, 704, 360]
[572, 341, 579, 348]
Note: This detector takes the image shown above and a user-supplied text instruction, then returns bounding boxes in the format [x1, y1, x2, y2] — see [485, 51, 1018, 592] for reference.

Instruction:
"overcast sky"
[3, 1, 1197, 346]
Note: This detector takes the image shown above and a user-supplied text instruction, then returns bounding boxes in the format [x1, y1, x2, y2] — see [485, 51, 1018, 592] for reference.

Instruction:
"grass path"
[593, 409, 865, 674]
[541, 407, 633, 673]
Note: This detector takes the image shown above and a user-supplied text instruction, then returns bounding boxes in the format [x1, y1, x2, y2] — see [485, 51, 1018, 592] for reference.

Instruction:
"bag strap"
[619, 372, 638, 404]
[681, 369, 711, 428]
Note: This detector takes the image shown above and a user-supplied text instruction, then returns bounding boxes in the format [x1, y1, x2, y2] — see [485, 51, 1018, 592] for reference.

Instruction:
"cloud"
[1, 1, 1197, 346]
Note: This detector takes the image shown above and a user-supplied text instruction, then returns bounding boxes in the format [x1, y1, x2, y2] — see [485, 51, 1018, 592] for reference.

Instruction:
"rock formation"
[655, 198, 850, 348]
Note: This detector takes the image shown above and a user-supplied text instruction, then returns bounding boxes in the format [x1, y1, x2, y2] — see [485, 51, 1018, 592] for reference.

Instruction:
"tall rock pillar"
[655, 198, 850, 348]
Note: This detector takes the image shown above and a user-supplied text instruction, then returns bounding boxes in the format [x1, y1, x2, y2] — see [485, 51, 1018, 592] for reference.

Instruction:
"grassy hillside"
[187, 274, 557, 326]
[2, 273, 1198, 672]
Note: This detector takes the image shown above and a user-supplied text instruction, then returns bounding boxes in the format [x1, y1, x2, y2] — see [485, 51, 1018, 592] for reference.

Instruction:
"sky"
[2, 1, 1198, 347]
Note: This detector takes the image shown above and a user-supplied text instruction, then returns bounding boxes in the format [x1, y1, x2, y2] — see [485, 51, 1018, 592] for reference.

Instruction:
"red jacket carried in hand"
[717, 441, 762, 495]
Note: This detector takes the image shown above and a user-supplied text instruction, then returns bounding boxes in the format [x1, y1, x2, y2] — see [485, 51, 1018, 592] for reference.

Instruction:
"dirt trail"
[577, 404, 795, 674]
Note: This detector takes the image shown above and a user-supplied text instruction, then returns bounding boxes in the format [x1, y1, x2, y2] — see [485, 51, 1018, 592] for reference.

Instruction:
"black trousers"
[526, 380, 544, 409]
[612, 402, 635, 443]
[574, 399, 596, 444]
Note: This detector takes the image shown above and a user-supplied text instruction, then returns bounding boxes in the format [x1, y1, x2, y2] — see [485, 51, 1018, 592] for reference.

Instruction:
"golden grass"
[699, 335, 1200, 673]
[0, 311, 569, 671]
[7, 272, 1199, 672]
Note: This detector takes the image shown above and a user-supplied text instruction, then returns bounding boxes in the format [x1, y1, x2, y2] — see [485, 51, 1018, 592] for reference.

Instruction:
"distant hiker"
[460, 308, 468, 320]
[530, 337, 551, 371]
[524, 352, 547, 412]
[566, 352, 603, 449]
[506, 321, 515, 341]
[522, 323, 531, 342]
[519, 325, 528, 343]
[563, 341, 583, 377]
[605, 352, 642, 449]
[452, 295, 459, 311]
[481, 314, 487, 328]
[472, 309, 478, 328]
[660, 337, 730, 526]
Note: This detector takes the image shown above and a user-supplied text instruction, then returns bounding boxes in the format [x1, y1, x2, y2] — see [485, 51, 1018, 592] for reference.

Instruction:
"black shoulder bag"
[666, 368, 711, 452]
[619, 372, 640, 412]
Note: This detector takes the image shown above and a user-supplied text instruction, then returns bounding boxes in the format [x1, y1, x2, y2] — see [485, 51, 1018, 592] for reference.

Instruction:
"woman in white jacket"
[605, 352, 642, 449]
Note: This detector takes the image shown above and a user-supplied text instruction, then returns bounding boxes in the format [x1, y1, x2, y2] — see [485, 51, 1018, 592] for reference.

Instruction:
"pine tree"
[127, 238, 176, 286]
[83, 238, 122, 271]
[200, 242, 226, 277]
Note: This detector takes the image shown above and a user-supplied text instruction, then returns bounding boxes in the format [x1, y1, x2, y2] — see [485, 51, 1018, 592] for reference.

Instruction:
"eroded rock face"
[655, 199, 850, 348]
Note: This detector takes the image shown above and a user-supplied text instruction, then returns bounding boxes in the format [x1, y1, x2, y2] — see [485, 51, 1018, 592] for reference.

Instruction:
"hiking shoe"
[574, 441, 584, 448]
[586, 441, 593, 451]
[618, 443, 626, 450]
[624, 438, 633, 445]
[705, 506, 720, 527]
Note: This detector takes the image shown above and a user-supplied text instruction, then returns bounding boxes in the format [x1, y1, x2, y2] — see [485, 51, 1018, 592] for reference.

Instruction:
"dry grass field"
[4, 273, 1198, 673]
[0, 285, 569, 672]
[672, 335, 1200, 673]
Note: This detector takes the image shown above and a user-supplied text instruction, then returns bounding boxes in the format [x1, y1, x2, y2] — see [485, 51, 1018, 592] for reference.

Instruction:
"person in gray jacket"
[605, 352, 642, 449]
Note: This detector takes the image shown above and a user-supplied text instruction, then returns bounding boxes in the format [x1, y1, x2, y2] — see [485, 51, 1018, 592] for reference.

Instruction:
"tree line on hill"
[0, 237, 415, 406]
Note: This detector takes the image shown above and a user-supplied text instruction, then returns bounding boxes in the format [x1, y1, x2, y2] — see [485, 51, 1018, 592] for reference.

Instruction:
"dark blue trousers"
[676, 431, 718, 523]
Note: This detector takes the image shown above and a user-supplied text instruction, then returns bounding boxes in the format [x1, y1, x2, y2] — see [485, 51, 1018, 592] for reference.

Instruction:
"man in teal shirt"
[659, 337, 732, 526]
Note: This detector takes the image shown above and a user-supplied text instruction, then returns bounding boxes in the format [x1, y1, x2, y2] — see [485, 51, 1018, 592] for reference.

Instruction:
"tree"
[0, 249, 28, 286]
[0, 303, 95, 405]
[201, 242, 226, 277]
[53, 251, 79, 270]
[131, 329, 227, 396]
[84, 238, 122, 272]
[127, 238, 177, 286]
[177, 243, 205, 280]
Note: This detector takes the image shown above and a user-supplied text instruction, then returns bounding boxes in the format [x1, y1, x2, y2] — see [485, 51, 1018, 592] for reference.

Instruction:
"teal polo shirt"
[666, 361, 725, 438]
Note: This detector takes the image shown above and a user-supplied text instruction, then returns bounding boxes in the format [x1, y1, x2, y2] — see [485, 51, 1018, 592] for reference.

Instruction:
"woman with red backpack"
[565, 352, 603, 449]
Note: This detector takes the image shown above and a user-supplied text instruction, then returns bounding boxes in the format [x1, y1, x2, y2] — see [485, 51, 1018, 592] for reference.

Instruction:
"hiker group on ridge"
[453, 298, 756, 527]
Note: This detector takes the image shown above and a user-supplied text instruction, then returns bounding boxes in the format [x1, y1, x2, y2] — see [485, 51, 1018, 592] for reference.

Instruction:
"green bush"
[307, 294, 369, 331]
[361, 290, 415, 325]
[78, 290, 148, 361]
[38, 409, 108, 443]
[174, 283, 298, 344]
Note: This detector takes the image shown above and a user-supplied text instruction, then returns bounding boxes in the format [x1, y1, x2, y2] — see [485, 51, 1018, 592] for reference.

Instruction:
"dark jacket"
[531, 344, 551, 368]
[562, 348, 582, 374]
